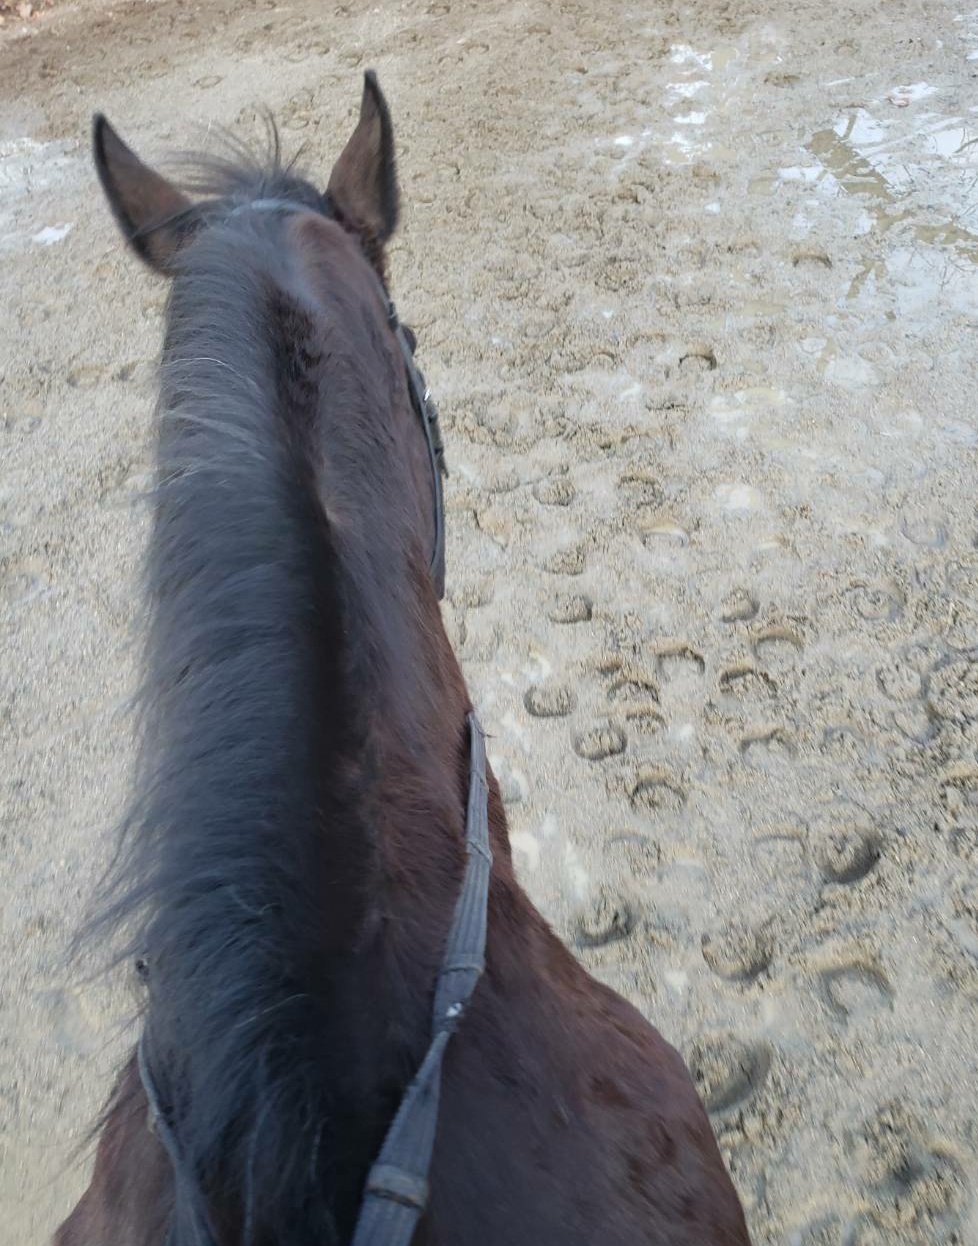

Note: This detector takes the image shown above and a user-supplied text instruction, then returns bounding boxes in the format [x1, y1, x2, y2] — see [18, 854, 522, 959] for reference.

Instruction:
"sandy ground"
[2, 0, 978, 1242]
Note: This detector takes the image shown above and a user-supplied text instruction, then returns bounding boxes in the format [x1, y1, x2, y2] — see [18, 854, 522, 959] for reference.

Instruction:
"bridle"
[367, 262, 447, 603]
[136, 197, 489, 1246]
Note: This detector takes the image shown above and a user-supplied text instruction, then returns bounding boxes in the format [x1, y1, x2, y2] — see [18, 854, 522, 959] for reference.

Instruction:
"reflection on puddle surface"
[794, 106, 978, 314]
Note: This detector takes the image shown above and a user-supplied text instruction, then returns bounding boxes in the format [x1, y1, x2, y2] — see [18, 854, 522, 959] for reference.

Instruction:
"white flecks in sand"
[500, 710, 529, 746]
[710, 387, 786, 431]
[779, 165, 822, 183]
[824, 355, 881, 390]
[667, 130, 711, 161]
[510, 831, 541, 872]
[0, 137, 78, 196]
[525, 652, 553, 682]
[32, 223, 72, 246]
[887, 81, 939, 106]
[563, 841, 590, 900]
[791, 209, 814, 234]
[663, 969, 689, 997]
[669, 44, 713, 70]
[667, 79, 708, 99]
[715, 483, 765, 512]
[877, 408, 924, 438]
[939, 420, 978, 446]
[644, 519, 690, 544]
[779, 164, 841, 196]
[710, 394, 751, 427]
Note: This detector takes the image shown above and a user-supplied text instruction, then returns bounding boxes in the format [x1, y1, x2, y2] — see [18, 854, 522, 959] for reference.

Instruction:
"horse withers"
[55, 73, 752, 1246]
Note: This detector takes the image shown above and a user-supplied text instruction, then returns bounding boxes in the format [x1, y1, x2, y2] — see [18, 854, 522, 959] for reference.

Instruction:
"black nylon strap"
[350, 712, 491, 1246]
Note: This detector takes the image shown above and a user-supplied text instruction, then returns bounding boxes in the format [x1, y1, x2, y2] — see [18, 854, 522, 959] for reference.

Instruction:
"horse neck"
[124, 228, 470, 1239]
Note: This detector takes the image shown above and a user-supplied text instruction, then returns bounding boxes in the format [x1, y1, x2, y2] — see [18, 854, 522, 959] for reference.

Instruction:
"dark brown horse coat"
[56, 75, 752, 1246]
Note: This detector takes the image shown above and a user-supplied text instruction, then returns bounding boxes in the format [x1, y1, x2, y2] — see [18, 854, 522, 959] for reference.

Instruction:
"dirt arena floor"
[2, 0, 978, 1242]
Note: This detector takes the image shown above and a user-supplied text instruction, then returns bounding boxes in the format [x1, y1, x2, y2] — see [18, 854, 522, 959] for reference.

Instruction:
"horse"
[54, 73, 752, 1246]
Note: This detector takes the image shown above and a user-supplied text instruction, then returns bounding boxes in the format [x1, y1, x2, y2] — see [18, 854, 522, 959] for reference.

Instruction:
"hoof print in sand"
[655, 644, 705, 682]
[605, 833, 662, 874]
[815, 822, 881, 884]
[576, 887, 636, 948]
[678, 343, 718, 372]
[701, 922, 773, 982]
[449, 580, 494, 610]
[899, 511, 948, 551]
[541, 545, 586, 576]
[532, 476, 576, 506]
[849, 1103, 968, 1237]
[875, 653, 924, 702]
[630, 768, 686, 814]
[752, 623, 805, 665]
[622, 704, 666, 736]
[927, 660, 978, 724]
[66, 362, 106, 389]
[739, 726, 796, 762]
[687, 1033, 771, 1113]
[607, 667, 660, 707]
[941, 768, 978, 859]
[640, 517, 690, 547]
[718, 587, 759, 623]
[548, 593, 592, 624]
[618, 470, 664, 507]
[844, 581, 905, 624]
[524, 684, 576, 718]
[821, 961, 893, 1020]
[718, 663, 778, 700]
[791, 248, 832, 269]
[574, 724, 627, 761]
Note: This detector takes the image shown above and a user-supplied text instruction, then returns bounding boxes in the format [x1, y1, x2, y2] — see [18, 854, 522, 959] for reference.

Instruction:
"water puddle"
[601, 41, 743, 168]
[659, 42, 737, 165]
[954, 7, 978, 59]
[787, 103, 978, 317]
[0, 137, 79, 253]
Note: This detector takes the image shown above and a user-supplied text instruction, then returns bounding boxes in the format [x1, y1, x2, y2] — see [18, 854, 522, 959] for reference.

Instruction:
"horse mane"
[155, 117, 391, 277]
[87, 134, 418, 1244]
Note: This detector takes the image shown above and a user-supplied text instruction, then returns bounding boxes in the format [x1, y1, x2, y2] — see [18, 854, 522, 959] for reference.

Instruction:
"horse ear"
[93, 114, 197, 274]
[327, 71, 399, 248]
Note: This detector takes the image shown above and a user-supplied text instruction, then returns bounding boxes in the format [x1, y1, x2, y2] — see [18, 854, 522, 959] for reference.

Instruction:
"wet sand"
[2, 1, 978, 1242]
